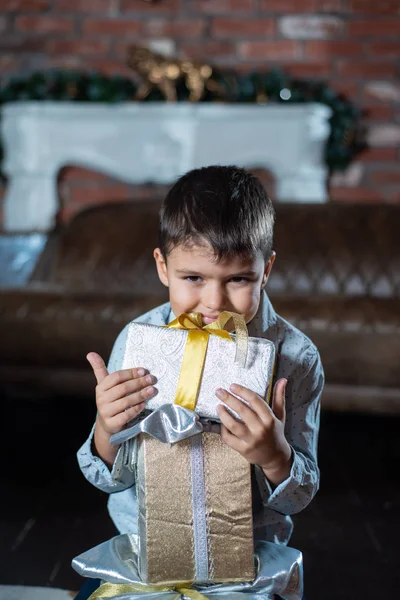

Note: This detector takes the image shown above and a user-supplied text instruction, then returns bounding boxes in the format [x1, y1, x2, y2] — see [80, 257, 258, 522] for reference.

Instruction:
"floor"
[0, 393, 399, 600]
[0, 586, 74, 599]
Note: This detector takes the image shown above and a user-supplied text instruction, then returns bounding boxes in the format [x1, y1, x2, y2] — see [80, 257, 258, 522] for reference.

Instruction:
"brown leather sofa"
[1, 200, 399, 413]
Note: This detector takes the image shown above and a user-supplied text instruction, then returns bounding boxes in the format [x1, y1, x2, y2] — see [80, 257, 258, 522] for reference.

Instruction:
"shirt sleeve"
[255, 347, 324, 515]
[76, 325, 136, 494]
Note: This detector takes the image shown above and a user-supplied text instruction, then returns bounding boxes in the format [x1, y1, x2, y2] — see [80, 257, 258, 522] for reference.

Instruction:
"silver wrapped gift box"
[121, 316, 276, 421]
[72, 533, 303, 600]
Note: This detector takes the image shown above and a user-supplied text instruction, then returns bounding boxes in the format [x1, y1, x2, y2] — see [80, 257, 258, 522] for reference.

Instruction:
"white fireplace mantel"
[1, 101, 332, 232]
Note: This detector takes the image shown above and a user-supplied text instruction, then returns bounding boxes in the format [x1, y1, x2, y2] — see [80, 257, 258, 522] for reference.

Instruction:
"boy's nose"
[203, 286, 225, 311]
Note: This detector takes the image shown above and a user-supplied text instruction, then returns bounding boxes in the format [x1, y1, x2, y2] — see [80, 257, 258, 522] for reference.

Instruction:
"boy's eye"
[184, 276, 202, 283]
[229, 277, 249, 284]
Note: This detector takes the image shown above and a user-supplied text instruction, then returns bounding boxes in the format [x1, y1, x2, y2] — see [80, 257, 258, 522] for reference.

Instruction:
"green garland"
[0, 68, 366, 173]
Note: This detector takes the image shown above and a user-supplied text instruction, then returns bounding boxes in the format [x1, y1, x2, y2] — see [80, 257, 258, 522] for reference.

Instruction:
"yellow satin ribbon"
[88, 581, 208, 599]
[167, 311, 248, 411]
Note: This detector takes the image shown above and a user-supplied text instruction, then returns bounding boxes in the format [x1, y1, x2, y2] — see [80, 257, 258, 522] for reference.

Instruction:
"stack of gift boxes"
[116, 312, 276, 586]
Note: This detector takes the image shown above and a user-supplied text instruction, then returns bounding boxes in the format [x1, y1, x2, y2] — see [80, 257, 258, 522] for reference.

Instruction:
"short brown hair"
[159, 165, 275, 261]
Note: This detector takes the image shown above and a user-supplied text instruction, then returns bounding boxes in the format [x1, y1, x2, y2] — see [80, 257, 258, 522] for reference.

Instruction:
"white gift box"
[122, 320, 276, 420]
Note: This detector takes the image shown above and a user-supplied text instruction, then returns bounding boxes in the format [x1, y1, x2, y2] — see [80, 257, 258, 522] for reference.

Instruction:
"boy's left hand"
[216, 379, 293, 486]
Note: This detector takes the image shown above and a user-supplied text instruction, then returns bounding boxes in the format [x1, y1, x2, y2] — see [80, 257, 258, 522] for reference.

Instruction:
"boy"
[78, 165, 324, 551]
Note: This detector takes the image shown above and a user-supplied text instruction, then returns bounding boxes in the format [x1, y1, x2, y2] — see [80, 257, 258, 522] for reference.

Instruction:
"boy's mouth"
[202, 314, 220, 324]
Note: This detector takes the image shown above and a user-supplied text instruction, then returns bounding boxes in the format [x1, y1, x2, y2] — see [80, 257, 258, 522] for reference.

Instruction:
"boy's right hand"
[87, 352, 157, 436]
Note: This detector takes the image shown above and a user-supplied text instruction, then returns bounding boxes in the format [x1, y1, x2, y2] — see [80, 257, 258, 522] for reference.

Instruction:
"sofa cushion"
[0, 288, 166, 367]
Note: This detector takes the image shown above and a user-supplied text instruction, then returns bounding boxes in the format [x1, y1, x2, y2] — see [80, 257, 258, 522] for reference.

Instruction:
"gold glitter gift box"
[136, 431, 255, 586]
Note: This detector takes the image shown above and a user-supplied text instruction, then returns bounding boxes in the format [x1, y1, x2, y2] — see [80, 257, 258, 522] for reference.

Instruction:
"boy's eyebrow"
[175, 268, 258, 277]
[226, 270, 258, 278]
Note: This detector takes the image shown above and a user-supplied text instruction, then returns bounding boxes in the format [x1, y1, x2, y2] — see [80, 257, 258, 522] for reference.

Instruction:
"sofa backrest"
[31, 199, 167, 299]
[31, 200, 400, 299]
[272, 203, 400, 298]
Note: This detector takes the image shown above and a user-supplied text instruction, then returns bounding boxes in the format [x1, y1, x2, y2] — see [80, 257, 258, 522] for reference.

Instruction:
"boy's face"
[153, 242, 275, 325]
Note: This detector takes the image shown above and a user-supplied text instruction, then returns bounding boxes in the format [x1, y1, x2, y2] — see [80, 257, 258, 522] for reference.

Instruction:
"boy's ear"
[261, 251, 276, 289]
[153, 248, 169, 287]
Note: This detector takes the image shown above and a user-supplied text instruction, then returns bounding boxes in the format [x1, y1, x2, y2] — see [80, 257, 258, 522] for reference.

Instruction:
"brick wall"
[1, 0, 400, 226]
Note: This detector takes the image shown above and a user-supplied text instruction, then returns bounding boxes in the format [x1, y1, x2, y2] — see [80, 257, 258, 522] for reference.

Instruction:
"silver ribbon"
[72, 534, 303, 600]
[110, 405, 218, 447]
[189, 434, 209, 583]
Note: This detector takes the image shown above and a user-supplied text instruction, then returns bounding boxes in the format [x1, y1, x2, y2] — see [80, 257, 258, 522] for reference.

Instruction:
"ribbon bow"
[167, 311, 248, 412]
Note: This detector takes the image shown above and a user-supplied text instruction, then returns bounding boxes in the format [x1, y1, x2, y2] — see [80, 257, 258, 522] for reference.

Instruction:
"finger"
[100, 367, 149, 392]
[220, 423, 247, 453]
[102, 374, 157, 405]
[113, 402, 147, 430]
[216, 388, 262, 431]
[229, 383, 273, 420]
[106, 385, 157, 417]
[87, 352, 109, 385]
[216, 403, 249, 441]
[272, 378, 287, 424]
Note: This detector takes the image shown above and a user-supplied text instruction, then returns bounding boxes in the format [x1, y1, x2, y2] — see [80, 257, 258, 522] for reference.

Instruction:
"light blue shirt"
[77, 292, 324, 545]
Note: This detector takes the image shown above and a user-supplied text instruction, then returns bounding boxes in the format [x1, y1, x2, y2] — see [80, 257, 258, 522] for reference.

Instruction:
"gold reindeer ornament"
[127, 45, 221, 103]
